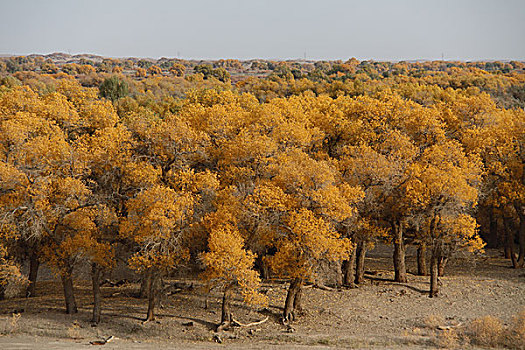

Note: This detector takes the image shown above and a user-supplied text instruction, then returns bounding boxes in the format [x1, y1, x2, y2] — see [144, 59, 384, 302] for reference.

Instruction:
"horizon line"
[1, 52, 524, 63]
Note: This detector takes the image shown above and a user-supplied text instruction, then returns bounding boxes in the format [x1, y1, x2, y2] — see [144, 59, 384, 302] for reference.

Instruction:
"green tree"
[99, 76, 129, 103]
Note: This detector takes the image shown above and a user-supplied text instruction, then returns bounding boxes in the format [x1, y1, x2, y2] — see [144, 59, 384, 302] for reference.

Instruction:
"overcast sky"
[1, 0, 524, 61]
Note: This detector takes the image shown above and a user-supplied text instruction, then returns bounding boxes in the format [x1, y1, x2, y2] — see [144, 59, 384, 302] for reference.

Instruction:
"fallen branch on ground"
[437, 322, 462, 330]
[231, 316, 269, 327]
[90, 336, 115, 345]
[313, 283, 335, 291]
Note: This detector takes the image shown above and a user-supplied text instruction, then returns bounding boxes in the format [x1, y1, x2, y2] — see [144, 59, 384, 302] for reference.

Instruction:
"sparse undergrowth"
[0, 250, 523, 349]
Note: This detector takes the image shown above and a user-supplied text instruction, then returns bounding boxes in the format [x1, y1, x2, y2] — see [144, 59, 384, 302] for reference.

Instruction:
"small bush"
[422, 314, 445, 329]
[508, 309, 525, 349]
[66, 322, 82, 339]
[1, 313, 21, 335]
[436, 329, 460, 349]
[431, 312, 525, 349]
[467, 315, 504, 347]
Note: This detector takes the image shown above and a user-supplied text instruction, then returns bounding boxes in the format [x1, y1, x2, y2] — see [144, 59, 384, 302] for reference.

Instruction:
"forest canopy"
[0, 54, 523, 329]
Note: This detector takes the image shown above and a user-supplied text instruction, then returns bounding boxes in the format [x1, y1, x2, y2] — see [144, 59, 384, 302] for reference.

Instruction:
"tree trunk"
[438, 256, 448, 277]
[510, 245, 518, 268]
[256, 256, 270, 280]
[504, 218, 518, 268]
[355, 241, 366, 284]
[429, 247, 439, 298]
[91, 263, 103, 324]
[488, 207, 499, 247]
[145, 272, 157, 321]
[139, 270, 152, 299]
[504, 246, 512, 259]
[61, 268, 78, 314]
[392, 220, 407, 283]
[217, 283, 234, 331]
[516, 206, 525, 268]
[417, 244, 428, 276]
[293, 283, 303, 314]
[334, 260, 343, 289]
[282, 278, 302, 323]
[26, 252, 40, 297]
[342, 247, 357, 288]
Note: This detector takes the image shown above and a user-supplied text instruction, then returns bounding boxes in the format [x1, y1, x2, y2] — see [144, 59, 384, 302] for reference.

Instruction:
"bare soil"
[0, 247, 523, 349]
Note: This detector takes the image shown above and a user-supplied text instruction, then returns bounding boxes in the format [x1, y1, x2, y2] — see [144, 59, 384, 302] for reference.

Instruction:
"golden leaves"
[269, 209, 353, 280]
[120, 185, 195, 271]
[200, 206, 268, 307]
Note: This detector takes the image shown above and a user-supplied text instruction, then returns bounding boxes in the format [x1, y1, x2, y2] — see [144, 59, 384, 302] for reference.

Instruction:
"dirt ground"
[0, 246, 523, 349]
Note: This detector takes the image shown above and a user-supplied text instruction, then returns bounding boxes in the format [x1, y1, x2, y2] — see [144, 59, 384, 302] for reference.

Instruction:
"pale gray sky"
[0, 0, 524, 61]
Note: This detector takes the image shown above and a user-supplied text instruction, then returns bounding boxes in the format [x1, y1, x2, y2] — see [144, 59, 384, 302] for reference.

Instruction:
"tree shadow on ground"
[364, 275, 428, 294]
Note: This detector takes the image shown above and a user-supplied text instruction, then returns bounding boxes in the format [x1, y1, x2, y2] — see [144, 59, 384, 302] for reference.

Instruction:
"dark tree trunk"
[293, 283, 303, 314]
[342, 247, 357, 288]
[256, 256, 270, 280]
[515, 206, 525, 268]
[438, 256, 448, 277]
[392, 220, 407, 283]
[417, 244, 428, 276]
[145, 272, 157, 321]
[505, 246, 512, 259]
[355, 241, 367, 284]
[26, 252, 40, 297]
[139, 270, 152, 299]
[61, 268, 78, 314]
[282, 278, 302, 323]
[510, 246, 518, 268]
[488, 207, 499, 247]
[518, 219, 525, 268]
[91, 263, 103, 324]
[429, 246, 439, 298]
[217, 284, 234, 331]
[504, 218, 518, 268]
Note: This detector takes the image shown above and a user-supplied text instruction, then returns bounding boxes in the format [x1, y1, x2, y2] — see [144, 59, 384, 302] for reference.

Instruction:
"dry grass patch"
[507, 309, 525, 350]
[422, 314, 445, 329]
[0, 313, 21, 335]
[467, 315, 504, 347]
[435, 329, 460, 349]
[433, 310, 525, 349]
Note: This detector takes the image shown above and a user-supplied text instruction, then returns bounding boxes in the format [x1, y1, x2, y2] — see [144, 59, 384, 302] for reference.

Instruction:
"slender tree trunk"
[91, 263, 103, 324]
[505, 219, 518, 268]
[283, 278, 302, 323]
[518, 219, 525, 268]
[488, 207, 499, 248]
[510, 245, 518, 268]
[334, 260, 343, 288]
[256, 256, 270, 280]
[217, 283, 234, 331]
[505, 246, 512, 259]
[26, 252, 40, 297]
[293, 282, 303, 314]
[392, 220, 407, 283]
[438, 256, 448, 277]
[139, 270, 152, 299]
[417, 244, 428, 276]
[429, 246, 439, 298]
[515, 207, 525, 268]
[342, 247, 357, 288]
[145, 272, 157, 321]
[354, 242, 366, 284]
[61, 268, 78, 314]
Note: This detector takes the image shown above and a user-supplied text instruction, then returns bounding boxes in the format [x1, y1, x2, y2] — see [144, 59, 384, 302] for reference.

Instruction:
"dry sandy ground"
[0, 247, 523, 349]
